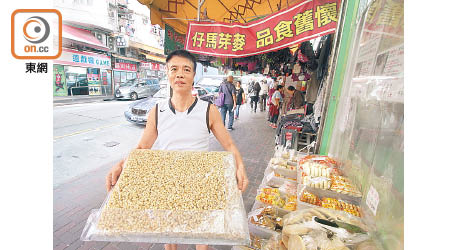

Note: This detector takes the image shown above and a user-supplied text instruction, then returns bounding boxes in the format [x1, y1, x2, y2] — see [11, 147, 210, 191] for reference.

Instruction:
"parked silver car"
[124, 87, 168, 125]
[115, 78, 160, 100]
[124, 86, 215, 125]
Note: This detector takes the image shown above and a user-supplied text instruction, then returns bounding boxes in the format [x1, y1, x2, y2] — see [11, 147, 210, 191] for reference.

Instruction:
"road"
[53, 100, 143, 188]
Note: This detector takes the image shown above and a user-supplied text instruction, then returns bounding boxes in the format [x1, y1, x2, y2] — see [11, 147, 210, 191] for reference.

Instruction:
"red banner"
[114, 62, 137, 71]
[185, 0, 340, 58]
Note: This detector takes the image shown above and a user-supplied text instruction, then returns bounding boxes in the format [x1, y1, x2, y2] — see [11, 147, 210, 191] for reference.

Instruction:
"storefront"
[112, 57, 138, 91]
[53, 48, 112, 96]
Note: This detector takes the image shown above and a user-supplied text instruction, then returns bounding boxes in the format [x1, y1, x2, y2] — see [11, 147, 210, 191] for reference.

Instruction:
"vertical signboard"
[53, 64, 67, 96]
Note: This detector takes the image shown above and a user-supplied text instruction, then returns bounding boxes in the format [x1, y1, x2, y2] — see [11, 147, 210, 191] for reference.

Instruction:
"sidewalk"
[53, 104, 276, 250]
[54, 95, 116, 106]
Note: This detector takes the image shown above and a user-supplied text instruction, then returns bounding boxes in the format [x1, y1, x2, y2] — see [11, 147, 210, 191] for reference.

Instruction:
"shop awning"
[113, 54, 142, 63]
[137, 0, 302, 34]
[62, 24, 110, 51]
[143, 53, 166, 63]
[129, 40, 164, 55]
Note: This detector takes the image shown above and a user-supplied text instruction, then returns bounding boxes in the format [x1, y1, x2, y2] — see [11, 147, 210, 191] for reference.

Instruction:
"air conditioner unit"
[108, 43, 115, 52]
[107, 37, 115, 51]
[95, 33, 107, 45]
[108, 36, 114, 44]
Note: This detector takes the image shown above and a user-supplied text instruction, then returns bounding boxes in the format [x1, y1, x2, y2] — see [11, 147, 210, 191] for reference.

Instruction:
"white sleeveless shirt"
[151, 98, 211, 151]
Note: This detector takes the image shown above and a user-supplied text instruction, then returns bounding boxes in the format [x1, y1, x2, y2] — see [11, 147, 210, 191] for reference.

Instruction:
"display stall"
[233, 146, 381, 250]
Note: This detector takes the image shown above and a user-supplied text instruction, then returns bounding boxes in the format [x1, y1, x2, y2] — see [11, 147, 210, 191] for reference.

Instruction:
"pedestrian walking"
[234, 80, 245, 120]
[248, 80, 261, 113]
[267, 84, 276, 121]
[105, 49, 248, 250]
[268, 85, 284, 128]
[259, 79, 268, 111]
[219, 75, 237, 130]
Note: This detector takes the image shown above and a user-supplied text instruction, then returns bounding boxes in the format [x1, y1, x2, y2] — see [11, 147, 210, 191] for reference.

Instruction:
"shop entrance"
[65, 66, 88, 96]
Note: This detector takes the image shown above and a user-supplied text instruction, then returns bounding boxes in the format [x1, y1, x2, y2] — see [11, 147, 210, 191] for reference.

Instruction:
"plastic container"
[297, 186, 362, 219]
[80, 150, 250, 245]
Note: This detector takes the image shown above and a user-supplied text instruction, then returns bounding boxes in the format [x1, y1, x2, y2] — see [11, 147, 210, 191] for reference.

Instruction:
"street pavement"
[53, 103, 276, 250]
[53, 100, 141, 188]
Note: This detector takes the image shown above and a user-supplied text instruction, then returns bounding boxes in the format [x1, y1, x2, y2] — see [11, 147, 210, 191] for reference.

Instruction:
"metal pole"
[197, 0, 205, 21]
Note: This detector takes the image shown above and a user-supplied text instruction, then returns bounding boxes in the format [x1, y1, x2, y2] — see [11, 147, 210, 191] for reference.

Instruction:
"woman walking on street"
[268, 85, 284, 128]
[234, 80, 245, 120]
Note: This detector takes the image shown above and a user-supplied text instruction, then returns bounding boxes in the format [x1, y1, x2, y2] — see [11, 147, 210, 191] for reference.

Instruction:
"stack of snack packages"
[235, 146, 307, 250]
[297, 155, 363, 218]
[238, 149, 379, 250]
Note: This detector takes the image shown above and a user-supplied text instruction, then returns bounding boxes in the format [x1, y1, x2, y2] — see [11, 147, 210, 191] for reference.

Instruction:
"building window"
[119, 48, 126, 56]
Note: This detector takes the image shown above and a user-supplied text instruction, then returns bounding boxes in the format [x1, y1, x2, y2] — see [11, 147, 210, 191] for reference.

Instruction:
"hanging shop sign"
[185, 0, 341, 58]
[54, 48, 111, 69]
[164, 24, 186, 55]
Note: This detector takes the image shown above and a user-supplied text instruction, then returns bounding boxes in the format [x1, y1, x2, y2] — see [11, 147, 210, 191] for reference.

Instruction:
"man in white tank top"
[105, 50, 249, 250]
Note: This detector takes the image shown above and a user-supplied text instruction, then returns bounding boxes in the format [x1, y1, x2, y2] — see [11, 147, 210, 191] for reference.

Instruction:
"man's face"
[227, 76, 233, 83]
[166, 56, 195, 93]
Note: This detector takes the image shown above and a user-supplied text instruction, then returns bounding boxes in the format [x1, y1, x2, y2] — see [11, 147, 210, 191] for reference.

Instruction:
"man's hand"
[105, 160, 124, 192]
[236, 165, 249, 192]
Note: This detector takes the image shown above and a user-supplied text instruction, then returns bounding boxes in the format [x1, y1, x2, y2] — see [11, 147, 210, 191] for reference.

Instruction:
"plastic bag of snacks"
[248, 206, 283, 232]
[281, 208, 372, 250]
[81, 149, 250, 245]
[256, 188, 297, 212]
[298, 156, 363, 198]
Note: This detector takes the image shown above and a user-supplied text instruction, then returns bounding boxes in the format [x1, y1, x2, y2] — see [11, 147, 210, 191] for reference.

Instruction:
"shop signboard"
[151, 63, 160, 71]
[88, 85, 102, 96]
[164, 24, 186, 55]
[54, 48, 111, 69]
[141, 62, 152, 68]
[53, 64, 67, 96]
[114, 59, 137, 71]
[185, 0, 341, 58]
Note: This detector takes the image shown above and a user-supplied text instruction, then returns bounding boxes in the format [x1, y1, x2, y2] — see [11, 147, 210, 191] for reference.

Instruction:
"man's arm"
[209, 105, 248, 192]
[105, 106, 158, 191]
